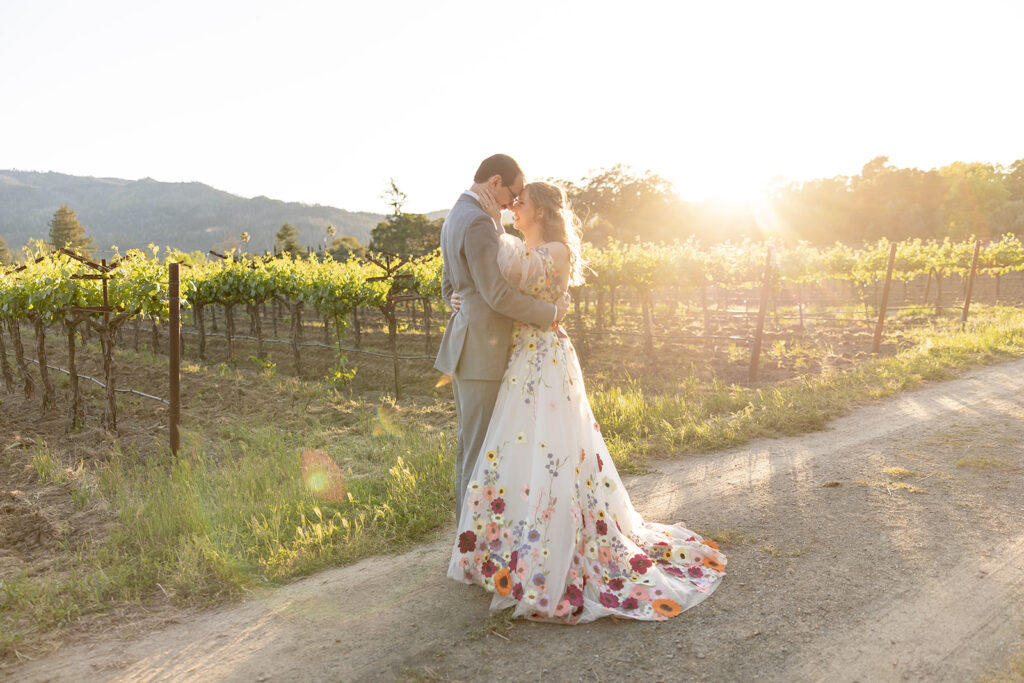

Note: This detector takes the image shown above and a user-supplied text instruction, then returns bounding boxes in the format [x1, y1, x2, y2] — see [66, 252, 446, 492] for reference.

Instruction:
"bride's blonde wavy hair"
[523, 181, 587, 286]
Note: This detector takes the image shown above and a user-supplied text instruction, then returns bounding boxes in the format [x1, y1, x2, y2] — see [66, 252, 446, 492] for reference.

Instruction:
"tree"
[48, 204, 93, 254]
[275, 222, 302, 254]
[369, 213, 443, 256]
[0, 236, 11, 265]
[848, 157, 946, 241]
[561, 165, 680, 243]
[240, 231, 251, 252]
[1004, 158, 1024, 202]
[382, 178, 408, 218]
[939, 162, 1009, 238]
[328, 235, 367, 261]
[368, 180, 442, 256]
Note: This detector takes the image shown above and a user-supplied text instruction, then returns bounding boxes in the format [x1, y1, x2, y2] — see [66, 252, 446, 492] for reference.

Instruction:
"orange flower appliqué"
[701, 556, 725, 572]
[494, 568, 512, 596]
[652, 599, 683, 618]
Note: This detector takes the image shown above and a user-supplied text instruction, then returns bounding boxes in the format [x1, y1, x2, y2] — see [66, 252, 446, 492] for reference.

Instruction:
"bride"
[445, 181, 726, 623]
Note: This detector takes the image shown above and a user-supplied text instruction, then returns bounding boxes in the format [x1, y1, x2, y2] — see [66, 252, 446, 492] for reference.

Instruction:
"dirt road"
[9, 359, 1024, 682]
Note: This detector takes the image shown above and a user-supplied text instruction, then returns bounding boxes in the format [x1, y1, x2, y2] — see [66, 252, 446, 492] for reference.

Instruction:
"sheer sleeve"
[497, 233, 547, 292]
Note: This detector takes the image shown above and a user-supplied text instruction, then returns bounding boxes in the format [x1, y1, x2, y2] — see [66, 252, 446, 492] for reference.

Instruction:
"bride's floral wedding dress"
[447, 234, 726, 623]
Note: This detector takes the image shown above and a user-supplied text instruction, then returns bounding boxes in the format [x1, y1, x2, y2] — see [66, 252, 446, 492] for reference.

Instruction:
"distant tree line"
[556, 157, 1024, 246]
[8, 158, 1022, 266]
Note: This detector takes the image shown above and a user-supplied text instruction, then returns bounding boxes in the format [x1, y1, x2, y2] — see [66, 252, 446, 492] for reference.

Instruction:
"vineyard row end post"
[960, 240, 981, 328]
[748, 248, 773, 383]
[872, 241, 898, 354]
[169, 263, 180, 455]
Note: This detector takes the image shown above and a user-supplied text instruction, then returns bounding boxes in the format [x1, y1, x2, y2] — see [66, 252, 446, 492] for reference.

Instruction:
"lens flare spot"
[375, 403, 402, 437]
[300, 449, 347, 502]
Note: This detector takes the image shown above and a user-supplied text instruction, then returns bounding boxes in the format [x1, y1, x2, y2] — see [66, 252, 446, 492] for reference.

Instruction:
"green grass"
[592, 306, 1024, 472]
[0, 404, 454, 658]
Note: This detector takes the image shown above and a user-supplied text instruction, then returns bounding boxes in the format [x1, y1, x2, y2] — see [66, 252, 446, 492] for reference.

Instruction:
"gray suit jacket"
[434, 193, 556, 380]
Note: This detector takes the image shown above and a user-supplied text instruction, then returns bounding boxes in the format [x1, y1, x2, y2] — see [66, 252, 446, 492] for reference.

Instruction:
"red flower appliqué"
[629, 553, 653, 574]
[458, 530, 477, 554]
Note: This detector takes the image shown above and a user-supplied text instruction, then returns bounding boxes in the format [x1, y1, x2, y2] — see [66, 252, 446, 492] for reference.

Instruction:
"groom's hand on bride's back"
[554, 292, 570, 323]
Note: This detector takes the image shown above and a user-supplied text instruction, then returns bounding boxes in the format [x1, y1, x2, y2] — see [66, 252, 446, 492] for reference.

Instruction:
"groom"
[435, 154, 568, 521]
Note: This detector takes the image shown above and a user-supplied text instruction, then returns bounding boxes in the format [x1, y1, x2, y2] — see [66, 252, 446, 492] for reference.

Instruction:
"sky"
[2, 0, 1022, 214]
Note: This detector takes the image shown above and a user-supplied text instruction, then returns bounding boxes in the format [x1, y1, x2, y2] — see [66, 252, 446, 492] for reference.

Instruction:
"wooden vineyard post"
[573, 290, 586, 355]
[872, 241, 898, 354]
[169, 263, 181, 455]
[961, 240, 982, 328]
[748, 248, 773, 383]
[640, 290, 654, 356]
[701, 283, 711, 351]
[423, 298, 432, 354]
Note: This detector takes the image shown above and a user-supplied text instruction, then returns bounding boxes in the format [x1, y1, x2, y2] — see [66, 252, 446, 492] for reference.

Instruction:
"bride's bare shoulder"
[540, 241, 570, 274]
[541, 241, 568, 260]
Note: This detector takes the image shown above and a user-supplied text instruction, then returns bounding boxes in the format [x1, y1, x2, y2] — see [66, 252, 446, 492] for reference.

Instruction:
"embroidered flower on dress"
[701, 556, 725, 572]
[629, 585, 650, 601]
[629, 554, 653, 574]
[458, 530, 476, 553]
[653, 599, 683, 618]
[494, 568, 512, 595]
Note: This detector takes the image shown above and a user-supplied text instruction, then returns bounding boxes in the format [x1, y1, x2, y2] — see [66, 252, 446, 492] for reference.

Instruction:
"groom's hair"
[474, 154, 523, 186]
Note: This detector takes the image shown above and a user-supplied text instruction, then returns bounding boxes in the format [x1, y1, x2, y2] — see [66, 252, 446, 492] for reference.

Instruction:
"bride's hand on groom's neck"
[478, 188, 502, 224]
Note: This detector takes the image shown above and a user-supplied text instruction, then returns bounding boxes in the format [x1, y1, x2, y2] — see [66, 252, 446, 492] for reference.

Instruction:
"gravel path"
[9, 359, 1024, 682]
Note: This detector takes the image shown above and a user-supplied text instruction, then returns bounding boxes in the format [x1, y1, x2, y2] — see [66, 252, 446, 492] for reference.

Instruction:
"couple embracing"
[435, 154, 726, 624]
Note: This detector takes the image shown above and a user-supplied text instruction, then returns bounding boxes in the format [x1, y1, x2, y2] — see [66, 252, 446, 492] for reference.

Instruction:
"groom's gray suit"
[435, 192, 557, 521]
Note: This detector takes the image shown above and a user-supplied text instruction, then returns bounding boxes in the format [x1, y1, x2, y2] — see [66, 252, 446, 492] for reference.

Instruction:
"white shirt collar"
[463, 189, 481, 202]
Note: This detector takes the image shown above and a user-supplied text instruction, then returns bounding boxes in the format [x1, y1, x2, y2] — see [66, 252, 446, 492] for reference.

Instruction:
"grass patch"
[468, 606, 515, 641]
[759, 544, 801, 557]
[593, 306, 1024, 469]
[0, 400, 454, 659]
[956, 456, 1016, 471]
[890, 481, 925, 493]
[883, 467, 914, 478]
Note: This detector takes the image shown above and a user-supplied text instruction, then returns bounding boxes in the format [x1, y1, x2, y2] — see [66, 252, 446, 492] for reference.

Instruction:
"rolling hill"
[0, 170, 392, 257]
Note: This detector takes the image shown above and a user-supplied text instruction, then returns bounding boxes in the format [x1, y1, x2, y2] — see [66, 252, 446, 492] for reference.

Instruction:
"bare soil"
[4, 357, 1023, 682]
